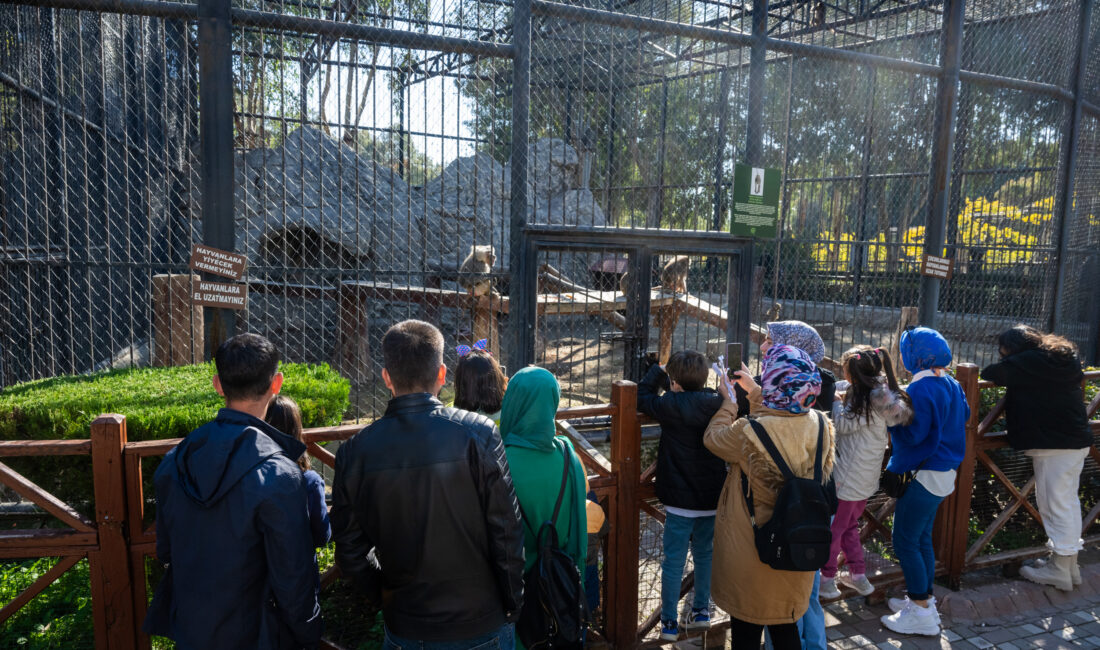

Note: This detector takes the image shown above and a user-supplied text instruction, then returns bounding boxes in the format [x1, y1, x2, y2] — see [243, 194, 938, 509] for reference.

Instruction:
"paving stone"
[980, 629, 1025, 644]
[942, 629, 963, 642]
[969, 637, 996, 649]
[998, 643, 1023, 650]
[1013, 623, 1046, 637]
[827, 627, 846, 640]
[1071, 612, 1095, 624]
[850, 634, 876, 646]
[876, 642, 903, 650]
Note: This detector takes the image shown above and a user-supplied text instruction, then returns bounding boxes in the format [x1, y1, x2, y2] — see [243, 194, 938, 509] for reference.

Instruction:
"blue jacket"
[887, 375, 969, 473]
[144, 409, 322, 649]
[303, 469, 332, 548]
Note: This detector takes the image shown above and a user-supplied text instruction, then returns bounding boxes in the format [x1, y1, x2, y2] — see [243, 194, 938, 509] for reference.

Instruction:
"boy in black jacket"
[638, 351, 726, 641]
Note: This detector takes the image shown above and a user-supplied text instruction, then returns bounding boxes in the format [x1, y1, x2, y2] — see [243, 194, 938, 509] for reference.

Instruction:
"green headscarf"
[499, 366, 561, 451]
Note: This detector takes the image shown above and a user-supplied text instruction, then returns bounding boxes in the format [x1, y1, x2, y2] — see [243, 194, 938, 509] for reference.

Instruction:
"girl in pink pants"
[820, 346, 913, 600]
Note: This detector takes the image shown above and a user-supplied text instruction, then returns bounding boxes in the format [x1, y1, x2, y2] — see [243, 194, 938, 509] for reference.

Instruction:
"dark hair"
[214, 333, 280, 400]
[454, 349, 507, 414]
[665, 350, 709, 392]
[382, 320, 445, 393]
[841, 345, 910, 423]
[998, 324, 1077, 361]
[265, 395, 309, 472]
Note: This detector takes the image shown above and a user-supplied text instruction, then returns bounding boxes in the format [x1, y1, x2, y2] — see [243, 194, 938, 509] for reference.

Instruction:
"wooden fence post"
[934, 364, 979, 589]
[607, 381, 640, 648]
[89, 414, 138, 649]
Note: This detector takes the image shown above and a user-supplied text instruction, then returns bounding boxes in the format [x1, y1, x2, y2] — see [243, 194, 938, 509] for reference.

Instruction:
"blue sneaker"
[659, 619, 679, 641]
[686, 607, 711, 630]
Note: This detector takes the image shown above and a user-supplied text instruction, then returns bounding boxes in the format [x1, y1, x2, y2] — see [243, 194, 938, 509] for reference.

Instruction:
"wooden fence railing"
[1, 369, 1097, 648]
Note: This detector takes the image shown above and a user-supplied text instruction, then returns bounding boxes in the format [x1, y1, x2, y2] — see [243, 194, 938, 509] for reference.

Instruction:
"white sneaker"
[888, 596, 940, 625]
[880, 600, 941, 636]
[838, 573, 875, 596]
[819, 577, 841, 600]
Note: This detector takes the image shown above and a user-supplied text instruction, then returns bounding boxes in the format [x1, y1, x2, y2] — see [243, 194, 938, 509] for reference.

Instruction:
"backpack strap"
[516, 439, 573, 540]
[812, 411, 824, 483]
[746, 417, 795, 480]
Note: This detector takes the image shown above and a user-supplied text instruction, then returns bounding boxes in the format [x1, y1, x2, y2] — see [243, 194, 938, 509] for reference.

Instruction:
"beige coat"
[703, 387, 836, 626]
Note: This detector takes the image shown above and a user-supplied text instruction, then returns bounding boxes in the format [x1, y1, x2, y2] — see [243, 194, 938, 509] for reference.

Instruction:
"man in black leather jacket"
[332, 320, 525, 648]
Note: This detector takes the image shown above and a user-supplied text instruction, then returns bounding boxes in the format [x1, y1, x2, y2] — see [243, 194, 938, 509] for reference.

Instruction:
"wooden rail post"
[934, 364, 979, 589]
[607, 380, 640, 648]
[337, 284, 370, 383]
[152, 273, 204, 367]
[89, 414, 138, 649]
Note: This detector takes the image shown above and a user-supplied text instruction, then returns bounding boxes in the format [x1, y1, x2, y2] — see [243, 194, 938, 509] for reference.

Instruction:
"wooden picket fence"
[1, 369, 1098, 648]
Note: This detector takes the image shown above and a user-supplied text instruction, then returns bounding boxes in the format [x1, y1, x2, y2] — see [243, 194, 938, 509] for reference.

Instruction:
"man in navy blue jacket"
[144, 334, 322, 649]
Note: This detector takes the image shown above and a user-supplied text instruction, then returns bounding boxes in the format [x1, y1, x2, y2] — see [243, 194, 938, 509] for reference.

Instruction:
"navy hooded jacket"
[144, 408, 322, 649]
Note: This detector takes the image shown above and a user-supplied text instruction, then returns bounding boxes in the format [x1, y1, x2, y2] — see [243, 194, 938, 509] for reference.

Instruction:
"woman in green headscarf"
[499, 366, 588, 601]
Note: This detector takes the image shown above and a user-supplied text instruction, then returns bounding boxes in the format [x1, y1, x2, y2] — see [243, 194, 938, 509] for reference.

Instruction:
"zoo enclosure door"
[525, 226, 753, 405]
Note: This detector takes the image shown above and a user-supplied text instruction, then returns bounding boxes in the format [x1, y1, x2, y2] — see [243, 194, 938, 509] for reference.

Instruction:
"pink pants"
[822, 498, 867, 579]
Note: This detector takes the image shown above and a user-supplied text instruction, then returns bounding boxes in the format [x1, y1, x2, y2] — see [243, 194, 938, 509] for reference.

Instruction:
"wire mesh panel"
[0, 5, 197, 386]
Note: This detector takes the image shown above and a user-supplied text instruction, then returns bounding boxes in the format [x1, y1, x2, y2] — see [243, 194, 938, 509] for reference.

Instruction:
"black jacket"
[331, 393, 525, 642]
[734, 368, 836, 418]
[145, 409, 322, 650]
[637, 365, 727, 511]
[981, 348, 1091, 451]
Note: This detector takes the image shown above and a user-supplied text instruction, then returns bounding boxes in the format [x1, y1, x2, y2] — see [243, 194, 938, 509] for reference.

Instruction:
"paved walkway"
[666, 558, 1100, 649]
[823, 561, 1100, 649]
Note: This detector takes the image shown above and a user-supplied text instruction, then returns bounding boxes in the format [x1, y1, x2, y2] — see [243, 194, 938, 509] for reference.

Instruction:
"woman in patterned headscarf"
[704, 344, 836, 650]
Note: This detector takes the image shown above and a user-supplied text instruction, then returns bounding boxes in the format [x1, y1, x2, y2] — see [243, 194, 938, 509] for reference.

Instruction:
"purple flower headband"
[456, 339, 489, 357]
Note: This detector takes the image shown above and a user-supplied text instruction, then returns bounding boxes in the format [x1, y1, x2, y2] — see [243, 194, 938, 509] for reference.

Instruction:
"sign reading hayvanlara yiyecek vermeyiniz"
[192, 279, 248, 310]
[920, 253, 955, 280]
[189, 244, 247, 280]
[730, 162, 781, 239]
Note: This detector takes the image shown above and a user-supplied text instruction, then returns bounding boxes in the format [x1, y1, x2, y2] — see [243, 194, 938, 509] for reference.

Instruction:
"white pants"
[1029, 448, 1089, 555]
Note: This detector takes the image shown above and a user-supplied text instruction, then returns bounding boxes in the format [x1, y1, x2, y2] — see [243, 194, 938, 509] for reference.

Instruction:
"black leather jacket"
[331, 393, 525, 642]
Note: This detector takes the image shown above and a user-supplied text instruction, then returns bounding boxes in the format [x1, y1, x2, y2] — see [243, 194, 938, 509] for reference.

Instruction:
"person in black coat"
[144, 334, 322, 650]
[638, 351, 725, 640]
[981, 325, 1092, 592]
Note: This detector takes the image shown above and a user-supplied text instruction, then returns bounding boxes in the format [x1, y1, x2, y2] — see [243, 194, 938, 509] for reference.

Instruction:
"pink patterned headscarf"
[760, 344, 822, 414]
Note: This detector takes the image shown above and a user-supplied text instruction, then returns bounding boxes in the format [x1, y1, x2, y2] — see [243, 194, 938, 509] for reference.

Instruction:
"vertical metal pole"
[652, 79, 668, 228]
[736, 0, 767, 345]
[945, 38, 974, 262]
[198, 0, 236, 355]
[851, 66, 876, 306]
[507, 0, 534, 369]
[917, 0, 965, 328]
[711, 68, 732, 231]
[397, 70, 407, 180]
[745, 0, 767, 167]
[1048, 0, 1093, 334]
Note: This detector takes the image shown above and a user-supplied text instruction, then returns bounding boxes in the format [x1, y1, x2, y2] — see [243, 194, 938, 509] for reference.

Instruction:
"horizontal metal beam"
[0, 0, 197, 19]
[531, 0, 942, 77]
[958, 69, 1073, 102]
[1, 0, 514, 58]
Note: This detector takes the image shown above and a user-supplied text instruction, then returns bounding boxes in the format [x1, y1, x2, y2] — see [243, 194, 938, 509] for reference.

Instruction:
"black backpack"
[740, 412, 835, 571]
[516, 442, 588, 649]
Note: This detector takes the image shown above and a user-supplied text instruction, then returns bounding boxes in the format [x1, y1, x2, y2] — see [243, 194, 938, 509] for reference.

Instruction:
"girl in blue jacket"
[880, 327, 968, 637]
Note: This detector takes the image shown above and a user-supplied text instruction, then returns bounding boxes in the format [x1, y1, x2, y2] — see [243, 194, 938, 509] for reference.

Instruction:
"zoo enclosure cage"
[0, 0, 1098, 410]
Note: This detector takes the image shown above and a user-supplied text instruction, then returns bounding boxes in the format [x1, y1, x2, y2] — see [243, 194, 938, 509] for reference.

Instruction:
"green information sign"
[730, 162, 781, 238]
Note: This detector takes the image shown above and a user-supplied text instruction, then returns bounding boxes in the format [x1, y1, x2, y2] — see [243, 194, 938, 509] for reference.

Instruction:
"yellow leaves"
[806, 195, 1059, 269]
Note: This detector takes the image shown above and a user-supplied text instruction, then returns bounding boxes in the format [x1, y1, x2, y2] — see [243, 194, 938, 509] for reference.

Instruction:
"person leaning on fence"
[265, 395, 331, 548]
[704, 344, 835, 650]
[819, 346, 913, 601]
[636, 350, 725, 640]
[880, 327, 968, 637]
[981, 325, 1092, 592]
[330, 320, 525, 650]
[143, 333, 323, 650]
[741, 320, 833, 650]
[499, 366, 589, 649]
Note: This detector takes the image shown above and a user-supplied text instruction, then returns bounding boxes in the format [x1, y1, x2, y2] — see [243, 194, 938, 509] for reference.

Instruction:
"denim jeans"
[893, 480, 944, 600]
[383, 623, 515, 650]
[660, 512, 715, 622]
